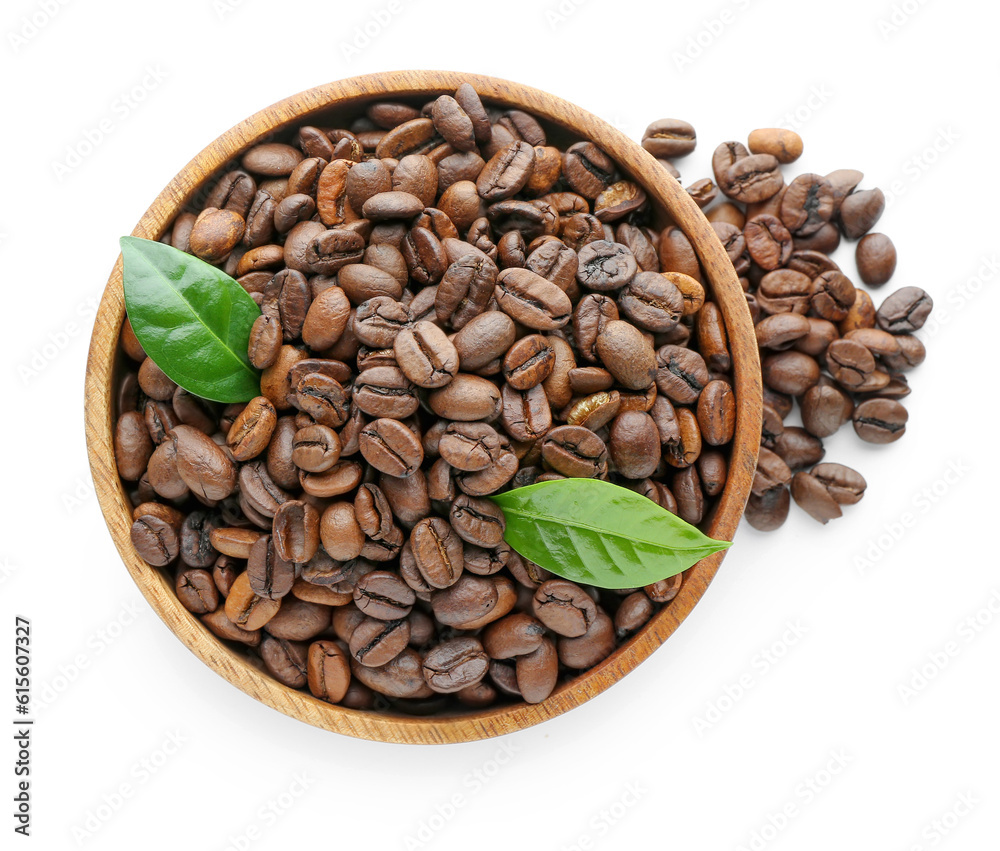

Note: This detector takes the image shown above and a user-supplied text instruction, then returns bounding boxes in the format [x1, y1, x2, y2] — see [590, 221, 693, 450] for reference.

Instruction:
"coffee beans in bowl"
[87, 71, 760, 743]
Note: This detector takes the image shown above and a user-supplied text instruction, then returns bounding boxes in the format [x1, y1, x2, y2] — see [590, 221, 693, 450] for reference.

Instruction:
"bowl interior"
[85, 70, 761, 744]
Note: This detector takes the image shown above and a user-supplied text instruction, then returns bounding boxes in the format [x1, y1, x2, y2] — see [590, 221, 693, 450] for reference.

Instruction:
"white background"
[1, 0, 996, 848]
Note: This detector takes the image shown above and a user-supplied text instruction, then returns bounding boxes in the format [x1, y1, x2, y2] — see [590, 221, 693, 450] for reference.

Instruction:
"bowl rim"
[84, 69, 762, 745]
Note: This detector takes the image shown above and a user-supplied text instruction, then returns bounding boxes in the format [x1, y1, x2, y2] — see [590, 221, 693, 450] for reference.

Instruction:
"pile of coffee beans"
[114, 84, 740, 714]
[641, 124, 932, 530]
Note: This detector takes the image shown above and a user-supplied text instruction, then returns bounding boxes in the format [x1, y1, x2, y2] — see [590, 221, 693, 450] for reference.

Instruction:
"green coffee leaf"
[120, 236, 261, 403]
[489, 478, 731, 589]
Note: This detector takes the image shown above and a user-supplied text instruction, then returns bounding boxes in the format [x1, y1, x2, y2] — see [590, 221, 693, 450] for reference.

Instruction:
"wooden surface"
[84, 70, 763, 745]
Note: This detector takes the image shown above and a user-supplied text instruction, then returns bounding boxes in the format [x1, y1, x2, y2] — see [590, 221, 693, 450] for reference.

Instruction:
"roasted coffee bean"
[698, 450, 728, 497]
[801, 383, 854, 438]
[294, 373, 351, 427]
[576, 240, 637, 292]
[422, 637, 489, 693]
[779, 173, 834, 235]
[225, 571, 281, 630]
[272, 500, 320, 564]
[810, 270, 855, 321]
[608, 411, 659, 479]
[876, 286, 933, 333]
[353, 570, 415, 620]
[568, 367, 614, 395]
[300, 286, 351, 351]
[744, 485, 790, 531]
[189, 208, 245, 263]
[761, 351, 820, 396]
[175, 568, 219, 614]
[641, 118, 696, 158]
[131, 514, 180, 567]
[227, 396, 277, 462]
[515, 639, 558, 704]
[565, 390, 620, 430]
[502, 334, 555, 389]
[209, 527, 265, 560]
[755, 313, 810, 349]
[339, 264, 404, 306]
[673, 464, 705, 524]
[247, 534, 295, 600]
[852, 398, 908, 443]
[790, 471, 842, 524]
[137, 358, 177, 402]
[596, 320, 656, 390]
[696, 302, 730, 371]
[500, 383, 551, 443]
[658, 227, 702, 284]
[202, 608, 261, 646]
[719, 151, 783, 204]
[839, 188, 884, 239]
[697, 379, 736, 446]
[115, 411, 154, 481]
[477, 141, 536, 202]
[773, 427, 826, 471]
[617, 271, 684, 333]
[482, 613, 546, 659]
[753, 447, 793, 496]
[839, 289, 877, 334]
[825, 339, 875, 389]
[748, 128, 803, 164]
[351, 647, 433, 699]
[450, 494, 505, 547]
[353, 367, 419, 419]
[242, 143, 303, 177]
[353, 296, 411, 349]
[557, 610, 615, 670]
[284, 221, 365, 275]
[655, 345, 709, 404]
[563, 142, 615, 199]
[454, 444, 518, 496]
[266, 596, 332, 640]
[436, 250, 497, 328]
[350, 617, 411, 668]
[614, 591, 656, 637]
[882, 335, 926, 371]
[541, 425, 609, 478]
[756, 269, 812, 314]
[410, 517, 464, 589]
[811, 463, 867, 505]
[428, 374, 502, 421]
[744, 215, 793, 270]
[760, 403, 784, 449]
[260, 636, 309, 688]
[573, 294, 619, 363]
[307, 640, 352, 702]
[393, 321, 459, 388]
[291, 424, 341, 473]
[171, 425, 237, 500]
[855, 233, 896, 286]
[660, 404, 701, 469]
[260, 345, 308, 411]
[359, 418, 424, 477]
[178, 511, 218, 569]
[265, 416, 301, 489]
[438, 422, 501, 472]
[431, 575, 516, 630]
[495, 267, 571, 330]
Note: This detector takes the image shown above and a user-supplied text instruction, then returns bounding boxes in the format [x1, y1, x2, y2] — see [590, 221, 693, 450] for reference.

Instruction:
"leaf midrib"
[129, 244, 254, 379]
[499, 504, 721, 552]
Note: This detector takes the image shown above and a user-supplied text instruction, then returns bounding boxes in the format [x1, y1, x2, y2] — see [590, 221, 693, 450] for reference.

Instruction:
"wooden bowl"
[85, 70, 762, 744]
